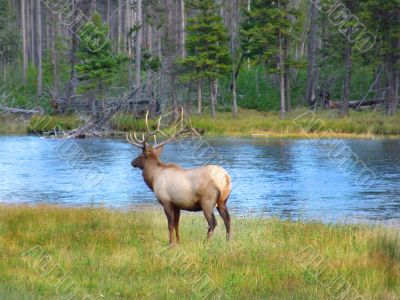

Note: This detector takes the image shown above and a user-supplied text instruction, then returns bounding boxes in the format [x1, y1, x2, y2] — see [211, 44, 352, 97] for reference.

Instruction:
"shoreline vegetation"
[0, 205, 399, 299]
[1, 109, 400, 139]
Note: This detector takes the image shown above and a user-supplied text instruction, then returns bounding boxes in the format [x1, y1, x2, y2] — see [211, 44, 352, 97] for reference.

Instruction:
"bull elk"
[126, 110, 231, 245]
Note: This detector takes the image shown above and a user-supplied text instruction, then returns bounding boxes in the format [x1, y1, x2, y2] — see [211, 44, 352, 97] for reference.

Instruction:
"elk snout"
[131, 157, 144, 169]
[131, 159, 139, 168]
[131, 159, 138, 168]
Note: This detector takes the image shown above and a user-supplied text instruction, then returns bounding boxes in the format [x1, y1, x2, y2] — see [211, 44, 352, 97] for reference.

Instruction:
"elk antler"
[126, 111, 165, 149]
[126, 108, 199, 150]
[153, 108, 200, 149]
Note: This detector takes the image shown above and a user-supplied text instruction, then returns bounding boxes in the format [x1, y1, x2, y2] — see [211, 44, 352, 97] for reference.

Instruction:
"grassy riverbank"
[0, 205, 399, 299]
[190, 109, 400, 138]
[1, 109, 400, 138]
[0, 114, 81, 135]
[0, 114, 28, 135]
[66, 109, 400, 138]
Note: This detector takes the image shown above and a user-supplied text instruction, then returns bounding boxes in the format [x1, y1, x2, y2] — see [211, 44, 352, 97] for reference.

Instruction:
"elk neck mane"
[142, 155, 180, 191]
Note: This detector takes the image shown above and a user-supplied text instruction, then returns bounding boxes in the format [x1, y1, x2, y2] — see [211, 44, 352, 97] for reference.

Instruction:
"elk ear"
[153, 145, 164, 156]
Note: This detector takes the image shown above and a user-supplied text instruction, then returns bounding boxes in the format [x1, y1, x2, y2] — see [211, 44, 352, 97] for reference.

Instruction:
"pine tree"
[360, 0, 400, 115]
[240, 0, 297, 118]
[76, 12, 124, 101]
[305, 0, 319, 107]
[181, 0, 230, 117]
[0, 0, 19, 81]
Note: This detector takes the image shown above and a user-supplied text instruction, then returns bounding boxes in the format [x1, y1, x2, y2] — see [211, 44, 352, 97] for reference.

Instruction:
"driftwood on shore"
[0, 105, 43, 115]
[326, 98, 388, 109]
[349, 98, 388, 109]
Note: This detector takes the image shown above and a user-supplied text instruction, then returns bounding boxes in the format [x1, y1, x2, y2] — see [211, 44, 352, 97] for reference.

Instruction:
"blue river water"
[1, 136, 399, 222]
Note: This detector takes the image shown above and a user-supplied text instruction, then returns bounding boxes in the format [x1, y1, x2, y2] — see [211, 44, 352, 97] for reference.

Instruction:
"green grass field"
[0, 205, 399, 299]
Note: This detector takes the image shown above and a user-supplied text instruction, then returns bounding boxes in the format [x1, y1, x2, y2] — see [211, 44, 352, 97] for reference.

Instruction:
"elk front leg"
[163, 204, 175, 246]
[173, 208, 181, 244]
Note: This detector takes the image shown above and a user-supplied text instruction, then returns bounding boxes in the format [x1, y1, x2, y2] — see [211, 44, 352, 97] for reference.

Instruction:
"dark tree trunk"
[135, 0, 142, 89]
[278, 29, 285, 119]
[126, 0, 133, 91]
[117, 0, 122, 53]
[230, 0, 238, 118]
[171, 74, 178, 119]
[394, 69, 399, 114]
[21, 0, 28, 85]
[50, 13, 59, 97]
[284, 69, 291, 112]
[197, 79, 202, 116]
[36, 0, 42, 98]
[210, 79, 217, 118]
[29, 0, 35, 65]
[305, 0, 319, 105]
[386, 54, 399, 115]
[283, 36, 291, 112]
[230, 53, 245, 91]
[178, 0, 185, 57]
[387, 35, 399, 115]
[66, 0, 80, 106]
[375, 65, 383, 98]
[341, 33, 352, 117]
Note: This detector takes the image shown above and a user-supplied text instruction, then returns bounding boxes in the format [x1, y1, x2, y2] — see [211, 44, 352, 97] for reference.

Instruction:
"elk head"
[126, 109, 198, 170]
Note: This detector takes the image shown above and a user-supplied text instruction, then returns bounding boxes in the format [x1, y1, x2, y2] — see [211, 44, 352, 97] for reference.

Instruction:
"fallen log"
[326, 98, 388, 109]
[349, 98, 388, 109]
[0, 105, 43, 115]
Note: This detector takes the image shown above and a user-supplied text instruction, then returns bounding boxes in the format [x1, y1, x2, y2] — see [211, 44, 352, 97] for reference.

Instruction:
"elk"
[126, 110, 231, 246]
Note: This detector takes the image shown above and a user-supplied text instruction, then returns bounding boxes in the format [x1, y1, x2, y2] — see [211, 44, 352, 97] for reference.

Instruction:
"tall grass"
[191, 109, 400, 137]
[0, 205, 399, 299]
[110, 113, 158, 132]
[27, 115, 82, 133]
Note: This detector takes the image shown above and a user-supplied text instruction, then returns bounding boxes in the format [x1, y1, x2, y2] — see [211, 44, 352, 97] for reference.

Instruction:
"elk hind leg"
[217, 204, 231, 241]
[202, 206, 217, 241]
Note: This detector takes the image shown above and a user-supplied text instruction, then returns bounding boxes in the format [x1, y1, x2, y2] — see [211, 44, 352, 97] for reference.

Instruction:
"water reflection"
[0, 136, 399, 222]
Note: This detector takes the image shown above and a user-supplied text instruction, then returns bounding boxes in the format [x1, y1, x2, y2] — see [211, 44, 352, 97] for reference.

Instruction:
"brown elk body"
[127, 111, 231, 245]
